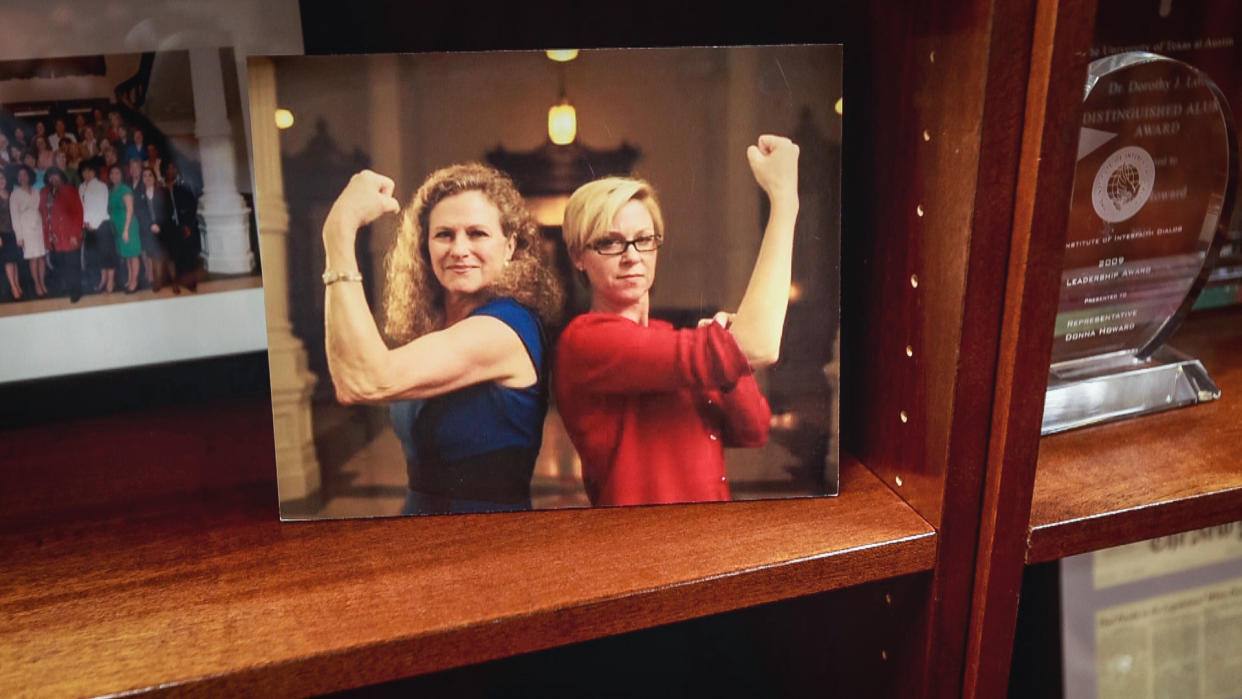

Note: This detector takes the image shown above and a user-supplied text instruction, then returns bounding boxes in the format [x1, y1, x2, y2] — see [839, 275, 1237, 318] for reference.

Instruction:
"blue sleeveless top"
[389, 297, 547, 509]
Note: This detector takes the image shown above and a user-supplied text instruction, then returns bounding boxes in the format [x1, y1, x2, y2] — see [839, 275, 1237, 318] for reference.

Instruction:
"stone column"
[248, 57, 321, 507]
[190, 47, 255, 274]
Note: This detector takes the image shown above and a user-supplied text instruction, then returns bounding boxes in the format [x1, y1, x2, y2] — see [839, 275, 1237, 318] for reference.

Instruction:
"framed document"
[1062, 523, 1242, 699]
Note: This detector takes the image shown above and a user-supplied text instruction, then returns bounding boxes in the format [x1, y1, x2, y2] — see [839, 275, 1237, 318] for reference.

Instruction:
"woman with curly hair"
[323, 164, 563, 515]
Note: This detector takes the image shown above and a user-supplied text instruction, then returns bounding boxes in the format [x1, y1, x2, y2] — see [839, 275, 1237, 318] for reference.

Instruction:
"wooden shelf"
[0, 394, 934, 697]
[1028, 307, 1242, 563]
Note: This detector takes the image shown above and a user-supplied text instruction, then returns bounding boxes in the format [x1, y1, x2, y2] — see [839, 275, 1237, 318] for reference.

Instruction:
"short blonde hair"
[562, 176, 665, 261]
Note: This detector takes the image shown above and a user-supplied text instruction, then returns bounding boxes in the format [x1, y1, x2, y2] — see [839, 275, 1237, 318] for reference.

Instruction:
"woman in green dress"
[108, 164, 141, 292]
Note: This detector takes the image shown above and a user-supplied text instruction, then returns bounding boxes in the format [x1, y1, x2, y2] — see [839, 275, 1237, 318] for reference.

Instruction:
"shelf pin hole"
[910, 274, 919, 288]
[895, 475, 904, 487]
[922, 130, 930, 142]
[905, 345, 913, 358]
[885, 593, 893, 605]
[900, 410, 908, 423]
[881, 650, 889, 661]
[916, 204, 924, 217]
[929, 51, 935, 63]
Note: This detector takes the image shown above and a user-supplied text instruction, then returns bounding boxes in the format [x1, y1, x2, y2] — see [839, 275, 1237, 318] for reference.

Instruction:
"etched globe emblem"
[1091, 146, 1155, 223]
[1106, 163, 1141, 212]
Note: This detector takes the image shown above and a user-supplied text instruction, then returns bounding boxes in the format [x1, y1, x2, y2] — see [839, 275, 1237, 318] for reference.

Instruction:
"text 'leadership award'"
[1043, 52, 1237, 435]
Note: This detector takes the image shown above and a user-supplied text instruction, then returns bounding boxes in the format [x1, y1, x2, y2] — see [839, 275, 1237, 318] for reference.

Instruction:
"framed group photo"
[0, 48, 265, 383]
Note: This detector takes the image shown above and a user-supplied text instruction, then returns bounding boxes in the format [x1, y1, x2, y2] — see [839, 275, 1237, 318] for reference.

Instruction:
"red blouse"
[40, 184, 83, 252]
[554, 313, 770, 507]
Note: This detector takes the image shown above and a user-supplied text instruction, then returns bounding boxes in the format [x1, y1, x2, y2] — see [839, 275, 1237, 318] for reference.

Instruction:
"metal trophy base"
[1041, 346, 1221, 435]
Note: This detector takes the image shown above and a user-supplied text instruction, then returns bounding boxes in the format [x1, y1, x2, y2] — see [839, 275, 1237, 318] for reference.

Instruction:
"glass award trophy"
[1042, 52, 1238, 435]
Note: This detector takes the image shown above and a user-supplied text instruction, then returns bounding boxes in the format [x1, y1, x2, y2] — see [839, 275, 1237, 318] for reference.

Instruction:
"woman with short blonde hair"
[560, 177, 664, 263]
[555, 135, 801, 507]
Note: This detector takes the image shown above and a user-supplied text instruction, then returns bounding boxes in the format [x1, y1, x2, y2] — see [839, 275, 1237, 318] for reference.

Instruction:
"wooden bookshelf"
[0, 394, 933, 697]
[1028, 308, 1242, 563]
[959, 0, 1242, 692]
[7, 0, 1237, 695]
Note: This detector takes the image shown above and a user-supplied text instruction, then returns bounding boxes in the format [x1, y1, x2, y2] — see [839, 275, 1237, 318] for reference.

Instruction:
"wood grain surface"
[841, 4, 1028, 694]
[0, 394, 934, 697]
[1030, 307, 1242, 562]
[959, 0, 1097, 695]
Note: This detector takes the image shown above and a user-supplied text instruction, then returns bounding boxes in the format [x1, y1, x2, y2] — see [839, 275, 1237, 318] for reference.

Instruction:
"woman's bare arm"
[728, 134, 800, 367]
[122, 193, 134, 243]
[321, 171, 398, 403]
[323, 170, 530, 404]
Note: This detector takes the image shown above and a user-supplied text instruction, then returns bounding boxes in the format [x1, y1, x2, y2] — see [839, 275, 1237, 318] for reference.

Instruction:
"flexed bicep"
[324, 170, 405, 404]
[372, 315, 535, 401]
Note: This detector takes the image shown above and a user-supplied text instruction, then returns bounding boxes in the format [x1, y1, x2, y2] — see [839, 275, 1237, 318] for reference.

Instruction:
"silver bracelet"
[322, 269, 363, 285]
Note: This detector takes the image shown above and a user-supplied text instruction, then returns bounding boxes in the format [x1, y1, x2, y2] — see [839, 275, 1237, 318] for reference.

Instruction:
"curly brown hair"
[383, 163, 564, 344]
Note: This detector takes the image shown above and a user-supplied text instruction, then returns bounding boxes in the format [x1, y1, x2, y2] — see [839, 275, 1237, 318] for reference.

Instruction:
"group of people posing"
[324, 135, 800, 515]
[0, 109, 201, 302]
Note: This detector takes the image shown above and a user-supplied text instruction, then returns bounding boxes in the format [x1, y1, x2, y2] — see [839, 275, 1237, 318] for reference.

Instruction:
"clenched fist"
[746, 135, 800, 203]
[324, 169, 402, 244]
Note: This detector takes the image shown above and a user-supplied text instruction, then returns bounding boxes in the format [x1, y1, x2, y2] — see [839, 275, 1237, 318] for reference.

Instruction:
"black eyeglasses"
[587, 234, 663, 256]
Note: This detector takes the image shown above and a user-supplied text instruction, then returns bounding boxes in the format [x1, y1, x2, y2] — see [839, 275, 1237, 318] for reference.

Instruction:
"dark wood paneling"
[334, 574, 932, 699]
[844, 0, 1082, 694]
[299, 2, 843, 54]
[1007, 561, 1065, 699]
[960, 0, 1098, 696]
